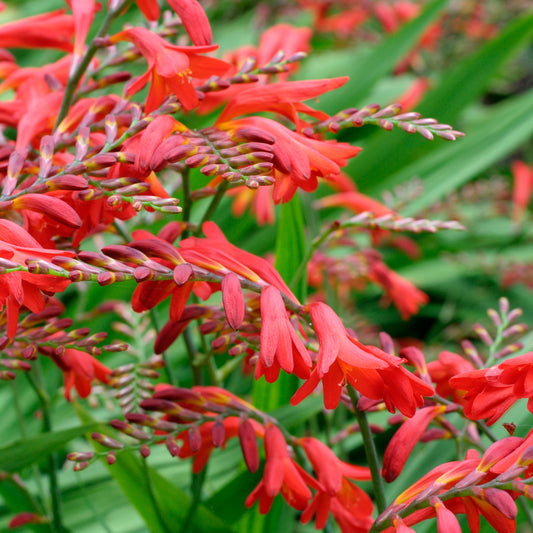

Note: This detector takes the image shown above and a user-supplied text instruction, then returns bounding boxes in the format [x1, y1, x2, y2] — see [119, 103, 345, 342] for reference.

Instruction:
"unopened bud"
[238, 417, 259, 473]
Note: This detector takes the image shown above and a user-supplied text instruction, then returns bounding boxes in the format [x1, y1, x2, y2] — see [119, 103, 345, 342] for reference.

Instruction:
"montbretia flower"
[256, 286, 312, 383]
[218, 116, 361, 203]
[299, 437, 373, 532]
[382, 405, 447, 482]
[367, 260, 429, 320]
[0, 10, 74, 51]
[449, 351, 533, 425]
[110, 27, 230, 113]
[136, 0, 213, 46]
[245, 423, 321, 514]
[511, 160, 533, 224]
[0, 220, 73, 337]
[43, 347, 111, 400]
[381, 436, 533, 533]
[426, 350, 475, 404]
[291, 302, 434, 415]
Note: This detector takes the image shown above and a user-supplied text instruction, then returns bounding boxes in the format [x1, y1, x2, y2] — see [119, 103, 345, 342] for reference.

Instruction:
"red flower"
[511, 160, 533, 224]
[0, 10, 74, 51]
[291, 302, 434, 415]
[367, 260, 429, 320]
[426, 350, 475, 404]
[219, 116, 361, 203]
[136, 0, 213, 46]
[256, 286, 312, 383]
[0, 220, 73, 337]
[382, 437, 528, 533]
[245, 423, 320, 514]
[47, 348, 111, 400]
[449, 352, 533, 425]
[110, 27, 230, 113]
[299, 437, 373, 532]
[382, 405, 447, 482]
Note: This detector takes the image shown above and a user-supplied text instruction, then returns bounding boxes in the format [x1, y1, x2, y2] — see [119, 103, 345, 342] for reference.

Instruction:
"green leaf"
[275, 193, 307, 302]
[354, 10, 533, 191]
[302, 0, 447, 114]
[372, 87, 533, 212]
[0, 424, 98, 473]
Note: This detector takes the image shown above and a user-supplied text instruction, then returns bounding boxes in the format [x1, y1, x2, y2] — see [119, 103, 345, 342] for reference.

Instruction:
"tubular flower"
[130, 222, 299, 326]
[218, 116, 362, 203]
[382, 405, 447, 482]
[0, 10, 74, 51]
[0, 220, 73, 337]
[367, 260, 429, 320]
[44, 348, 111, 400]
[381, 437, 533, 533]
[511, 160, 533, 224]
[291, 302, 434, 415]
[449, 351, 533, 425]
[109, 27, 230, 113]
[256, 286, 312, 383]
[245, 423, 321, 514]
[426, 350, 475, 404]
[299, 437, 373, 532]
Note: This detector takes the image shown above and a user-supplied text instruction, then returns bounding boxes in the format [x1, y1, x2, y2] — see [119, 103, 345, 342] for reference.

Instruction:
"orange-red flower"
[245, 423, 321, 514]
[46, 348, 111, 400]
[367, 260, 429, 320]
[382, 405, 447, 482]
[510, 160, 533, 224]
[256, 286, 312, 383]
[110, 27, 230, 113]
[0, 10, 74, 51]
[0, 220, 73, 337]
[449, 351, 533, 425]
[291, 302, 434, 415]
[219, 115, 361, 203]
[299, 437, 373, 532]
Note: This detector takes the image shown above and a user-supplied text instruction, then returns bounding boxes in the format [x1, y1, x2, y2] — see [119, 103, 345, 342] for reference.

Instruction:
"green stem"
[290, 221, 338, 291]
[149, 308, 177, 385]
[193, 181, 229, 237]
[142, 459, 173, 533]
[76, 476, 114, 533]
[54, 0, 134, 128]
[183, 327, 203, 385]
[347, 385, 387, 514]
[518, 495, 533, 531]
[181, 467, 207, 533]
[26, 368, 65, 532]
[180, 167, 192, 239]
[12, 381, 47, 511]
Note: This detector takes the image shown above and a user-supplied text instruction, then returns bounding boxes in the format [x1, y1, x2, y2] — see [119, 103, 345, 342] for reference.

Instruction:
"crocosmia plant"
[1, 0, 533, 531]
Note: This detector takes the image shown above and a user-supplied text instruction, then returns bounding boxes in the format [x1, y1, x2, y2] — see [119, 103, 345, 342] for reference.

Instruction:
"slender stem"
[518, 495, 533, 531]
[193, 181, 229, 237]
[26, 368, 65, 532]
[183, 327, 203, 385]
[290, 221, 339, 290]
[12, 381, 47, 510]
[149, 308, 177, 385]
[142, 458, 173, 533]
[347, 385, 387, 514]
[180, 167, 192, 239]
[76, 475, 114, 533]
[180, 467, 207, 533]
[54, 0, 134, 128]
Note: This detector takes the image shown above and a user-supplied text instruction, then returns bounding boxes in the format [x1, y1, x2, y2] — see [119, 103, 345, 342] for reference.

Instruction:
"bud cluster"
[0, 302, 127, 380]
[309, 103, 465, 141]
